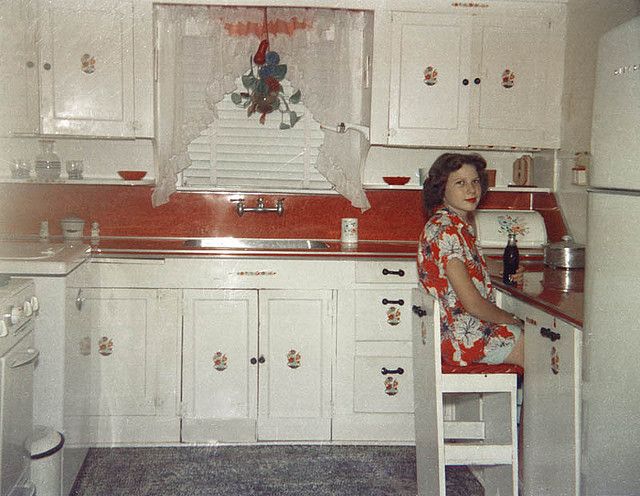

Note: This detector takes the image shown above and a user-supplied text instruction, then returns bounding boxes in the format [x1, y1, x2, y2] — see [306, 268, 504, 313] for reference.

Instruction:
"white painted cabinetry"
[498, 290, 581, 496]
[372, 4, 566, 149]
[0, 0, 153, 138]
[334, 260, 418, 442]
[182, 288, 334, 443]
[38, 0, 153, 137]
[64, 287, 181, 444]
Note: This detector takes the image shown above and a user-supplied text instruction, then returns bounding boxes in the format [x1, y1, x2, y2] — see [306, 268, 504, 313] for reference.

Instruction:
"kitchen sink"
[184, 238, 330, 250]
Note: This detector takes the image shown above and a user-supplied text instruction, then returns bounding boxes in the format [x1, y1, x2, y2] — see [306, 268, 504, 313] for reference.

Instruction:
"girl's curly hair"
[422, 153, 489, 214]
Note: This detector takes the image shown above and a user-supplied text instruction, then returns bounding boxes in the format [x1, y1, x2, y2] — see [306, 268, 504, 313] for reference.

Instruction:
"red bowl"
[383, 176, 411, 186]
[118, 170, 147, 181]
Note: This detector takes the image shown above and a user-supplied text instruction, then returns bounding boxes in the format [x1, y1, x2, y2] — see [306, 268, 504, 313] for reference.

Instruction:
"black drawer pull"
[540, 327, 561, 342]
[382, 298, 404, 306]
[412, 305, 426, 317]
[381, 367, 404, 375]
[382, 268, 405, 277]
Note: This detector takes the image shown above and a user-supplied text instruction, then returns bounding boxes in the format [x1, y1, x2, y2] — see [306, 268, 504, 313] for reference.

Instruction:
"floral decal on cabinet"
[98, 336, 113, 356]
[501, 69, 515, 88]
[213, 351, 228, 371]
[423, 66, 438, 86]
[286, 349, 301, 369]
[497, 214, 530, 237]
[386, 306, 401, 326]
[551, 346, 560, 375]
[81, 53, 96, 74]
[384, 377, 399, 396]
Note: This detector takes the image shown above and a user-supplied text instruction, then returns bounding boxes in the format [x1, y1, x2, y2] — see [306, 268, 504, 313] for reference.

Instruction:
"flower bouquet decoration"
[231, 39, 302, 129]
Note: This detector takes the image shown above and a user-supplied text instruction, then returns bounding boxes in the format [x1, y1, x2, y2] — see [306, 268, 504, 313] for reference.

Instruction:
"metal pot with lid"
[543, 235, 585, 269]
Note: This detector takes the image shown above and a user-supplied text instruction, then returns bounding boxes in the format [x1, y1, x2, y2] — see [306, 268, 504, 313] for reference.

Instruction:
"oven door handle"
[10, 348, 40, 368]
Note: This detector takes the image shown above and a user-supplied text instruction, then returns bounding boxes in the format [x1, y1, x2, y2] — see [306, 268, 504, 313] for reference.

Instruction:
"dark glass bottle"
[503, 233, 519, 286]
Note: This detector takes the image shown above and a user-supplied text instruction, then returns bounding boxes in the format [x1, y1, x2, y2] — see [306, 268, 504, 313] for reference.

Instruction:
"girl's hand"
[499, 266, 525, 286]
[510, 266, 526, 285]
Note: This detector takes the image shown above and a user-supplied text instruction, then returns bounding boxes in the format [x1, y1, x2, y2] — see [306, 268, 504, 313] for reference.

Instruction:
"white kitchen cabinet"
[64, 287, 181, 444]
[0, 0, 39, 136]
[38, 0, 153, 137]
[372, 5, 565, 149]
[519, 303, 581, 496]
[182, 288, 334, 443]
[182, 289, 258, 443]
[334, 260, 418, 442]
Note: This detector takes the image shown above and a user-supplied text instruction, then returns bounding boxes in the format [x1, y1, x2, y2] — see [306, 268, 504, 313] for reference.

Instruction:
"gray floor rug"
[70, 445, 483, 495]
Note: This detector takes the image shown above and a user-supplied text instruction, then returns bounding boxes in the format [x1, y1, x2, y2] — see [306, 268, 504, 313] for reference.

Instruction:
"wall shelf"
[1, 178, 155, 186]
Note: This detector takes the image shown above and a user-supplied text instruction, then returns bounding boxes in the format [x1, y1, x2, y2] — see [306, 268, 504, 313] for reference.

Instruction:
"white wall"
[556, 0, 640, 244]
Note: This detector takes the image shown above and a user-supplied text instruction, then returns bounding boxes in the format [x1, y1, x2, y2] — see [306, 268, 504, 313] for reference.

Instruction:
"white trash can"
[29, 425, 64, 496]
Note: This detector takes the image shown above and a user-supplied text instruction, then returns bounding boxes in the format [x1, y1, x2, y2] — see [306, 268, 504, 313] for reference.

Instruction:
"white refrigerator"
[582, 15, 640, 495]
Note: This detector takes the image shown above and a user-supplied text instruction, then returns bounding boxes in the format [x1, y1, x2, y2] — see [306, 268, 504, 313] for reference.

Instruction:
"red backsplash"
[0, 184, 566, 241]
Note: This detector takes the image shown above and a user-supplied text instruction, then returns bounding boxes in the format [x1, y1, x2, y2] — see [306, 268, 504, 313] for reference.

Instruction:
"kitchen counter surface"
[0, 240, 90, 276]
[485, 256, 583, 328]
[8, 236, 582, 327]
[90, 236, 419, 259]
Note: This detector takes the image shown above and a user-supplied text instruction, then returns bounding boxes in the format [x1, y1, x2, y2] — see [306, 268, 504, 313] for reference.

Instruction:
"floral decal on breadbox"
[497, 215, 530, 238]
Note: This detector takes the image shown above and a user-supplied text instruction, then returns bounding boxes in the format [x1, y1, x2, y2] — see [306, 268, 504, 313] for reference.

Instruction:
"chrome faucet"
[231, 197, 285, 217]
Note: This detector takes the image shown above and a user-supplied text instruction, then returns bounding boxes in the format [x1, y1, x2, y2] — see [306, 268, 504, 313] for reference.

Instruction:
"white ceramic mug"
[341, 218, 358, 244]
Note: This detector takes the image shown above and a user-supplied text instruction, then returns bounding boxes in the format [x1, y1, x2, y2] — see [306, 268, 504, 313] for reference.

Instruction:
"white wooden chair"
[412, 287, 521, 496]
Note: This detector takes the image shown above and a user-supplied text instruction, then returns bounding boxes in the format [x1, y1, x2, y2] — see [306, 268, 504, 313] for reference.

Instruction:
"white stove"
[0, 278, 39, 496]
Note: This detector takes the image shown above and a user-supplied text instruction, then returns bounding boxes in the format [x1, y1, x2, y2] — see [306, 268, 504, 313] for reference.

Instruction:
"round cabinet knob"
[474, 77, 481, 85]
[30, 296, 39, 312]
[26, 61, 35, 68]
[250, 357, 257, 365]
[462, 78, 469, 86]
[258, 355, 265, 364]
[43, 62, 51, 70]
[23, 301, 33, 317]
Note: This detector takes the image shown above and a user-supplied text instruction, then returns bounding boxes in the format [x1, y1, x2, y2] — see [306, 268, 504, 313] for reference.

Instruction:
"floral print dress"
[417, 207, 519, 366]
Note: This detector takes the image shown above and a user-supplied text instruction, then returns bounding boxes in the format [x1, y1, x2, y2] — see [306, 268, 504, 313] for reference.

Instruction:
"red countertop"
[90, 236, 584, 328]
[486, 256, 584, 329]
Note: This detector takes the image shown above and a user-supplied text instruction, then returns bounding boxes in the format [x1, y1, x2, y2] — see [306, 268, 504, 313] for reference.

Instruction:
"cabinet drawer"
[355, 289, 412, 341]
[355, 261, 417, 284]
[353, 356, 414, 413]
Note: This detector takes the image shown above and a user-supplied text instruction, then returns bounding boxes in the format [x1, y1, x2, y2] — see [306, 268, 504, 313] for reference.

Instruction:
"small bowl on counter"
[117, 171, 147, 181]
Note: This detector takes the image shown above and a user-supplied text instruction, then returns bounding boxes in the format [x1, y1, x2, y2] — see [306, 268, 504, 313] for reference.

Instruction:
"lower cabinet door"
[182, 289, 258, 443]
[64, 287, 181, 444]
[257, 290, 334, 441]
[522, 305, 580, 496]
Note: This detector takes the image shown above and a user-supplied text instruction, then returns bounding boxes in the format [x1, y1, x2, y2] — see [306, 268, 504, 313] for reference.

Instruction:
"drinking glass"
[10, 159, 32, 179]
[66, 160, 84, 180]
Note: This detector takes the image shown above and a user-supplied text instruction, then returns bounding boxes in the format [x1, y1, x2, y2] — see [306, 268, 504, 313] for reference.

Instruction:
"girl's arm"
[445, 258, 523, 327]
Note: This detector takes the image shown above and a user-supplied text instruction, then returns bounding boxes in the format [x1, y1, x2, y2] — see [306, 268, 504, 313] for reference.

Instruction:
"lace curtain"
[153, 6, 370, 210]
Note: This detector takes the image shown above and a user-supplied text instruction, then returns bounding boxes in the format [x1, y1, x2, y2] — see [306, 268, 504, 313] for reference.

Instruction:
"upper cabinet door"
[38, 0, 150, 137]
[373, 5, 565, 149]
[468, 16, 562, 148]
[0, 0, 39, 136]
[388, 13, 472, 147]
